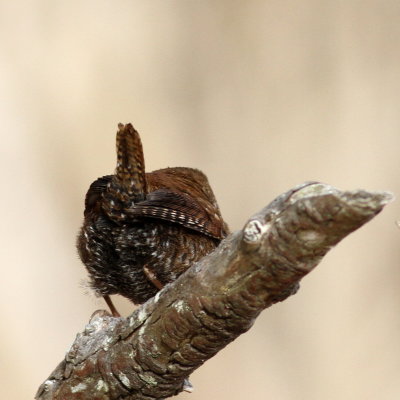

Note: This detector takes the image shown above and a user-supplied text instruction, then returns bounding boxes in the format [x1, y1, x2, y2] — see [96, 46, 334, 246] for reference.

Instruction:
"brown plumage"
[77, 123, 228, 314]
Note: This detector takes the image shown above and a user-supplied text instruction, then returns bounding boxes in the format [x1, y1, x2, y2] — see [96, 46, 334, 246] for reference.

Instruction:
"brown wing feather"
[84, 175, 112, 216]
[130, 189, 225, 239]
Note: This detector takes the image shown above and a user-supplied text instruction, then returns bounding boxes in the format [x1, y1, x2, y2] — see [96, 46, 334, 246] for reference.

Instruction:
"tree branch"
[36, 182, 392, 400]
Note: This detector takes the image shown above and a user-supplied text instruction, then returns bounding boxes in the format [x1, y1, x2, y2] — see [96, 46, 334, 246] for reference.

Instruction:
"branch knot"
[243, 220, 269, 243]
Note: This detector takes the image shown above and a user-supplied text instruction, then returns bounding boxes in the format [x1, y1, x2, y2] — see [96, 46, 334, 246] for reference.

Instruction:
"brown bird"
[77, 123, 229, 316]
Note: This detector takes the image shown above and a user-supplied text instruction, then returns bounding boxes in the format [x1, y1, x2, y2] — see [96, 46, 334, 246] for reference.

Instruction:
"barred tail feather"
[102, 123, 147, 222]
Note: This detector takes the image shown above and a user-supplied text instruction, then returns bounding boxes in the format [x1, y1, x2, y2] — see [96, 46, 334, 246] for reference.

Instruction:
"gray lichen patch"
[154, 291, 162, 303]
[139, 373, 158, 386]
[174, 300, 188, 313]
[118, 372, 132, 389]
[70, 383, 87, 393]
[41, 379, 56, 393]
[102, 335, 114, 351]
[95, 379, 109, 392]
[297, 230, 326, 247]
[137, 307, 148, 324]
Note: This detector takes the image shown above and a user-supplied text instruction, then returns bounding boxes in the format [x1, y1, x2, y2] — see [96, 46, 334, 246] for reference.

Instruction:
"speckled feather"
[77, 123, 229, 305]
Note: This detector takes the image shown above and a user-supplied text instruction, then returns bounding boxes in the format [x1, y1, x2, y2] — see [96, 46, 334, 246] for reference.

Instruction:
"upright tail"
[102, 123, 147, 221]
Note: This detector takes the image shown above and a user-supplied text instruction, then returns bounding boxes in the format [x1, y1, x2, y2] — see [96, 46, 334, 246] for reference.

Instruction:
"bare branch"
[36, 182, 392, 400]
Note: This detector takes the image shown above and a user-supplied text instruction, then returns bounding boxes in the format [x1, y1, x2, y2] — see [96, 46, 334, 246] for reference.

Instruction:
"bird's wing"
[130, 189, 226, 239]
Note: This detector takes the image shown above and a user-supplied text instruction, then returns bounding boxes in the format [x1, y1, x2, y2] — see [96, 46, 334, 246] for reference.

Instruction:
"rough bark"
[36, 182, 392, 400]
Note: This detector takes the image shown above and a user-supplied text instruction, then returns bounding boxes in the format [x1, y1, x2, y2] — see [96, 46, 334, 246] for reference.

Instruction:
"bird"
[77, 123, 229, 316]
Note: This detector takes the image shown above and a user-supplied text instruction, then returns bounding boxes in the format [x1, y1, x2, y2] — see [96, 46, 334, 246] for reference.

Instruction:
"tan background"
[1, 1, 399, 399]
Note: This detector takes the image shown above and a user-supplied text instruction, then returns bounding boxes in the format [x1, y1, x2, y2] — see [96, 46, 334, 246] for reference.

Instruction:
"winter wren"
[77, 123, 229, 315]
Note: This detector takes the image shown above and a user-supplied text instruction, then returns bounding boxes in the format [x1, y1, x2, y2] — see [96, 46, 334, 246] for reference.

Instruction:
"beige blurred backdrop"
[1, 1, 400, 399]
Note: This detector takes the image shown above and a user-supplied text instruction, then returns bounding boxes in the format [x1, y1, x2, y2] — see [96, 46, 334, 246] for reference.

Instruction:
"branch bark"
[36, 182, 392, 400]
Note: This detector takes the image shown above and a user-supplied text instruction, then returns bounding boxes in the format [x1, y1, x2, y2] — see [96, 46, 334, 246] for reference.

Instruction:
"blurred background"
[1, 1, 399, 399]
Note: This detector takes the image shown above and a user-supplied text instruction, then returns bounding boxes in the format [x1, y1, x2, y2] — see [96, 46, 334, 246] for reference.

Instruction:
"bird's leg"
[143, 265, 164, 290]
[103, 295, 121, 317]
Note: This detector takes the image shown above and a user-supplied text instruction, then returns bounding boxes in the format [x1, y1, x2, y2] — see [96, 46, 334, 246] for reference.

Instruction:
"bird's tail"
[102, 123, 147, 221]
